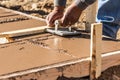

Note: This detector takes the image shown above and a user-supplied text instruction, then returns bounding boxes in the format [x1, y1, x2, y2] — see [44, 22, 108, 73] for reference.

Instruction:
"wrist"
[54, 6, 65, 13]
[70, 3, 83, 12]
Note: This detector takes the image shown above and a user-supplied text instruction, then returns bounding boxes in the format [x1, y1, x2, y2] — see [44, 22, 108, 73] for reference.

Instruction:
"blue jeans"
[96, 0, 120, 39]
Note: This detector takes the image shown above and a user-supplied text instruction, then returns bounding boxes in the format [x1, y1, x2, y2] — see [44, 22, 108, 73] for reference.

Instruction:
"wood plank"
[90, 23, 102, 79]
[116, 28, 120, 40]
[0, 26, 49, 37]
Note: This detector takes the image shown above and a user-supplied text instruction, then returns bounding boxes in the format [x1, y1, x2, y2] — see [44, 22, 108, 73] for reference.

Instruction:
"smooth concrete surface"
[0, 33, 120, 76]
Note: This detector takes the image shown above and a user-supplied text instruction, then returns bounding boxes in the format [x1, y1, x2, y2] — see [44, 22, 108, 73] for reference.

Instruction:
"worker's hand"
[61, 4, 83, 26]
[46, 6, 64, 27]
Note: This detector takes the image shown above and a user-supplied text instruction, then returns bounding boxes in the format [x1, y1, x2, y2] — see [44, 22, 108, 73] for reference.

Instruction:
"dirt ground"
[0, 0, 82, 20]
[0, 0, 120, 80]
[0, 0, 86, 29]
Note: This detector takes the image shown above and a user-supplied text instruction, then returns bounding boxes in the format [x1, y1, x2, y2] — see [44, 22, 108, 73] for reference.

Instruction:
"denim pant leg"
[103, 22, 120, 39]
[97, 0, 120, 39]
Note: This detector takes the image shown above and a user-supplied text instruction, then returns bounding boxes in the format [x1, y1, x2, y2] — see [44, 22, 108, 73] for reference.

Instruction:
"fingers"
[61, 9, 77, 27]
[60, 4, 82, 27]
[46, 5, 81, 27]
[61, 14, 76, 27]
[46, 11, 63, 27]
[46, 13, 55, 27]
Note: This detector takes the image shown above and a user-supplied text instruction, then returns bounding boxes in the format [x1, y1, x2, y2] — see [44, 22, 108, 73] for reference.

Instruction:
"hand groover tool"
[45, 20, 81, 36]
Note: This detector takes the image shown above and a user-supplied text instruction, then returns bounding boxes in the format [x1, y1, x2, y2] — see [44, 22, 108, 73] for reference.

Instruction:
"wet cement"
[0, 9, 46, 33]
[0, 13, 18, 18]
[0, 33, 120, 76]
[0, 10, 11, 14]
[0, 19, 46, 32]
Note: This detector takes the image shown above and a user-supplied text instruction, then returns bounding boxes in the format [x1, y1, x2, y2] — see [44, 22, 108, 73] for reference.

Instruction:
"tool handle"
[54, 20, 62, 31]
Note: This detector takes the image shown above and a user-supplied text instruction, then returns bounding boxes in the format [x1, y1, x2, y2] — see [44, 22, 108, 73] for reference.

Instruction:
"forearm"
[53, 0, 96, 12]
[74, 0, 96, 10]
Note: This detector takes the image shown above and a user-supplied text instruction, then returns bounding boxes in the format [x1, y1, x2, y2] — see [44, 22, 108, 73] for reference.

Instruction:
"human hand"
[61, 4, 83, 27]
[46, 6, 64, 27]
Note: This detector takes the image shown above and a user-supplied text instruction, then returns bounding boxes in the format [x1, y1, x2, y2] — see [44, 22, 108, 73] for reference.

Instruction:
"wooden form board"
[90, 23, 102, 79]
[0, 33, 120, 79]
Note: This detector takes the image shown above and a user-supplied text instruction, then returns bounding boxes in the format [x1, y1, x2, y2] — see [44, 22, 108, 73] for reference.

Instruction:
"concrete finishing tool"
[46, 20, 81, 36]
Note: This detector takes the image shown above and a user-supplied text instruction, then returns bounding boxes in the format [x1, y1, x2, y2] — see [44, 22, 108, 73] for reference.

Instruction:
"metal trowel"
[46, 20, 81, 36]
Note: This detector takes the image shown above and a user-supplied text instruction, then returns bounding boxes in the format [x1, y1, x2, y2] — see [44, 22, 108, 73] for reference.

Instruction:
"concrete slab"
[0, 6, 120, 79]
[0, 35, 74, 76]
[0, 19, 46, 32]
[0, 33, 120, 77]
